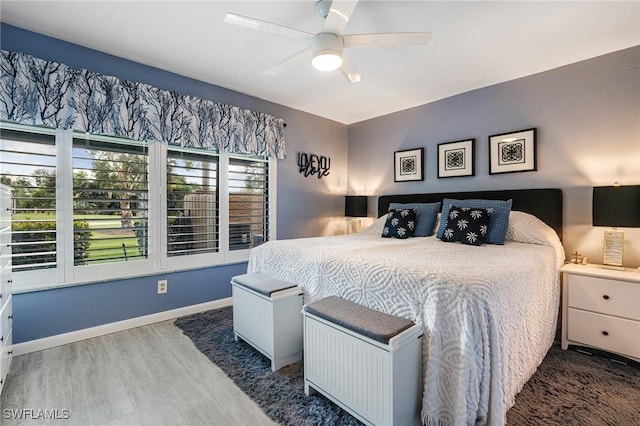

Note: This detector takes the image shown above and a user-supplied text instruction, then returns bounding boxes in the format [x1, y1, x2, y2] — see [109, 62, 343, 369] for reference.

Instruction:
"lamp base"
[602, 230, 624, 268]
[348, 218, 363, 234]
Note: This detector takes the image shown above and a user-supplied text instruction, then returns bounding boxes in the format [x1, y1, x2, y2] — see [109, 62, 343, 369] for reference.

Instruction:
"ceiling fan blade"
[224, 12, 313, 41]
[343, 32, 432, 48]
[341, 53, 362, 84]
[263, 47, 311, 76]
[322, 0, 359, 35]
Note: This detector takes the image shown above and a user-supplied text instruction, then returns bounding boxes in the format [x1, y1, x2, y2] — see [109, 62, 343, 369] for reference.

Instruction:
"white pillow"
[505, 211, 559, 246]
[506, 210, 566, 267]
[360, 215, 388, 235]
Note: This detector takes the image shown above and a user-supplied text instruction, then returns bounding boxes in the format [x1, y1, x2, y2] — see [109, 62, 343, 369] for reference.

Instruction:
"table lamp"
[592, 185, 640, 269]
[345, 196, 368, 233]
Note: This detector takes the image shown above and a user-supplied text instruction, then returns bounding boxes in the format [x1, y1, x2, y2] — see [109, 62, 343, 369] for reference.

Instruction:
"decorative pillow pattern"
[436, 198, 513, 245]
[389, 202, 441, 237]
[382, 208, 417, 239]
[440, 206, 491, 246]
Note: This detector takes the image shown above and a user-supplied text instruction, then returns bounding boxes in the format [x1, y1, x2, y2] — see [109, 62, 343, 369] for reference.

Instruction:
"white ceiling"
[1, 1, 638, 124]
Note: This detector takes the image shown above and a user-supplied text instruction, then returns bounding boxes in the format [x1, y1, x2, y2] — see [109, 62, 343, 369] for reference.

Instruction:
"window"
[72, 137, 149, 265]
[0, 122, 276, 291]
[229, 156, 270, 250]
[167, 148, 219, 257]
[0, 128, 57, 272]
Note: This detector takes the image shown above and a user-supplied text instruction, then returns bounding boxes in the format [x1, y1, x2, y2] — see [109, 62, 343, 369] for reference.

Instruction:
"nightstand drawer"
[568, 275, 640, 321]
[568, 308, 640, 359]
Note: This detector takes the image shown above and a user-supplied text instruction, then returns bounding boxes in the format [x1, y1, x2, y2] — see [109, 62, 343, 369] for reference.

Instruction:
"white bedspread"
[248, 213, 564, 425]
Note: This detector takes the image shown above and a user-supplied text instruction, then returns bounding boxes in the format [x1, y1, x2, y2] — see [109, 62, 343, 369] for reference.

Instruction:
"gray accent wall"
[348, 46, 640, 267]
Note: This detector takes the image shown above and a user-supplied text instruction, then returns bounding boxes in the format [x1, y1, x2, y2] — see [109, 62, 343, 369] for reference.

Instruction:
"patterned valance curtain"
[0, 50, 286, 159]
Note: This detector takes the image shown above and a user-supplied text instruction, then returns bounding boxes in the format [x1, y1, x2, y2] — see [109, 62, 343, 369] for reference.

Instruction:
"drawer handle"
[6, 279, 11, 284]
[7, 315, 12, 320]
[602, 295, 610, 300]
[602, 331, 609, 336]
[7, 350, 12, 355]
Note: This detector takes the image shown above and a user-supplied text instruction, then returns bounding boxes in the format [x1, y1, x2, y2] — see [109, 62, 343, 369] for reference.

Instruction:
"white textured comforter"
[248, 212, 564, 425]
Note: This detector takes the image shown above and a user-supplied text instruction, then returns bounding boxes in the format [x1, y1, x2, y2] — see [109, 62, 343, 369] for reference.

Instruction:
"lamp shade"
[345, 196, 368, 217]
[592, 185, 640, 227]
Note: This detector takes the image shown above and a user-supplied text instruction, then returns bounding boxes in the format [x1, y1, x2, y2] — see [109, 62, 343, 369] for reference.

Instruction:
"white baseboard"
[12, 298, 233, 356]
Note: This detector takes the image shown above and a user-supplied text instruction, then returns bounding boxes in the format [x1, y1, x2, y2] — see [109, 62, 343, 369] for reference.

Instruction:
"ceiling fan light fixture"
[225, 2, 432, 83]
[312, 50, 343, 71]
[312, 32, 344, 72]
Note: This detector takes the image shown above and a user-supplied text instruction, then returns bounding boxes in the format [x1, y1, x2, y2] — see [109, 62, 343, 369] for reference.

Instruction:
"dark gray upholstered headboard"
[378, 188, 563, 241]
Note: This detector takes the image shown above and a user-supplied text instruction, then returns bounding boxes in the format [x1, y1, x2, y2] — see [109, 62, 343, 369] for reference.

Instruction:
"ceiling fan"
[224, 0, 432, 83]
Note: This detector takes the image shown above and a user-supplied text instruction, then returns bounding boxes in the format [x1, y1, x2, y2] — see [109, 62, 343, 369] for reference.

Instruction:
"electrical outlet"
[157, 279, 168, 294]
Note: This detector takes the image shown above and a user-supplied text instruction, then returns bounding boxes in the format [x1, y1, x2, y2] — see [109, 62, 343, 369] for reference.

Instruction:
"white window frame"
[1, 122, 277, 293]
[65, 131, 156, 284]
[160, 144, 224, 270]
[0, 123, 61, 289]
[224, 153, 276, 264]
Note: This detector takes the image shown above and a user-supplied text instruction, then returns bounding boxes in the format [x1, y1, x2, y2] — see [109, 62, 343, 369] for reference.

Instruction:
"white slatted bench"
[303, 296, 423, 426]
[231, 273, 303, 371]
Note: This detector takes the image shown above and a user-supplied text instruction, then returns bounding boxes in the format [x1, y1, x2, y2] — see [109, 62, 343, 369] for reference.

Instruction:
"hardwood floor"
[0, 321, 277, 426]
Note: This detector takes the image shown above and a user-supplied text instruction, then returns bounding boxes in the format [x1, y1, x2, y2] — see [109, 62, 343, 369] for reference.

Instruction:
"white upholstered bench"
[231, 273, 303, 371]
[303, 296, 423, 426]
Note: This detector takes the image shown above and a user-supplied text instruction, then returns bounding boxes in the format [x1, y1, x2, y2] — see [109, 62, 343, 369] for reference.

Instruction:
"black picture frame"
[489, 128, 537, 174]
[394, 148, 424, 182]
[437, 139, 475, 178]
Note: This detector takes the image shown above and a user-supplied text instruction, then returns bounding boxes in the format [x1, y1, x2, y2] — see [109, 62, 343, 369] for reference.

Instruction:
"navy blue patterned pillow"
[389, 202, 441, 237]
[440, 206, 491, 246]
[436, 198, 512, 244]
[382, 208, 417, 239]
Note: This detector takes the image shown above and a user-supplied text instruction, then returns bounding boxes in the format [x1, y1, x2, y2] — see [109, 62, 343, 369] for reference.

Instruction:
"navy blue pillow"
[436, 198, 512, 244]
[382, 208, 417, 239]
[389, 202, 441, 237]
[440, 206, 491, 246]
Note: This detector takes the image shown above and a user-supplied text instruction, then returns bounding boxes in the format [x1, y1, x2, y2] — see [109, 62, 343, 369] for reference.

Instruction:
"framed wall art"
[394, 148, 424, 182]
[437, 139, 475, 178]
[489, 128, 537, 174]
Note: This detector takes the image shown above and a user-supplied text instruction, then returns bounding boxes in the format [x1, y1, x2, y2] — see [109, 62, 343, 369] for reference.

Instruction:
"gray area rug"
[174, 307, 640, 425]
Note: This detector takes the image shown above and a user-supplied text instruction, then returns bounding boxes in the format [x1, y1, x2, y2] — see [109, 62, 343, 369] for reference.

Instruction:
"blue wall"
[13, 263, 247, 342]
[1, 23, 349, 343]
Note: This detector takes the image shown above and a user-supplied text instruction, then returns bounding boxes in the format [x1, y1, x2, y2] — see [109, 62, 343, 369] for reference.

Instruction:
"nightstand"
[561, 263, 640, 363]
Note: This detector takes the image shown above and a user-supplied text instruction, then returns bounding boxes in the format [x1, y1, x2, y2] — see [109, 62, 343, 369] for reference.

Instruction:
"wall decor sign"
[394, 148, 424, 182]
[437, 139, 475, 178]
[297, 152, 330, 179]
[489, 128, 537, 174]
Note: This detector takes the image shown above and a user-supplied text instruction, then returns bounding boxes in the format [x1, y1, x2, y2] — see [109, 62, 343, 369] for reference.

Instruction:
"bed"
[248, 188, 564, 426]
